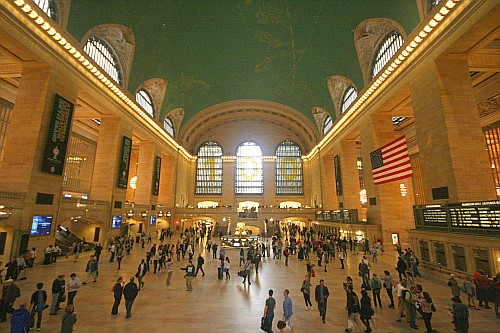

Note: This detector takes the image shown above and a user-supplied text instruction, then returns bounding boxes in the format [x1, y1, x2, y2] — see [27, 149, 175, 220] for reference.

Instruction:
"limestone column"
[339, 139, 363, 212]
[222, 158, 235, 206]
[360, 114, 412, 245]
[158, 154, 176, 208]
[125, 148, 139, 202]
[134, 141, 155, 205]
[410, 55, 495, 202]
[262, 158, 276, 206]
[320, 152, 338, 209]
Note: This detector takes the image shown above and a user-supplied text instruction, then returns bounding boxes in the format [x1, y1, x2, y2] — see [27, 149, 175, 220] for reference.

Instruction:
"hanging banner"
[152, 156, 161, 195]
[334, 155, 343, 196]
[41, 94, 74, 175]
[117, 136, 132, 188]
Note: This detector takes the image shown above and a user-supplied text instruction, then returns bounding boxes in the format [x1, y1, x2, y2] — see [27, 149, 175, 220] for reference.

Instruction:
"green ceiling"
[67, 0, 420, 126]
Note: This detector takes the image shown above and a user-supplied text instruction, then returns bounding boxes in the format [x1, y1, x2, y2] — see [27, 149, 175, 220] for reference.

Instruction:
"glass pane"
[195, 141, 223, 195]
[136, 90, 154, 117]
[419, 240, 430, 262]
[434, 243, 447, 267]
[371, 31, 404, 79]
[341, 86, 357, 114]
[83, 37, 122, 85]
[163, 117, 175, 137]
[323, 116, 333, 135]
[276, 140, 303, 194]
[235, 142, 263, 194]
[452, 246, 466, 271]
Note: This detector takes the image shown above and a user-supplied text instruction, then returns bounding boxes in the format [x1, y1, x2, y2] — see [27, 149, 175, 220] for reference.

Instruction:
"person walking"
[301, 275, 313, 311]
[123, 277, 139, 319]
[181, 260, 195, 291]
[370, 273, 382, 308]
[60, 305, 77, 333]
[418, 291, 436, 333]
[448, 274, 461, 301]
[282, 289, 293, 331]
[29, 282, 47, 331]
[382, 270, 395, 309]
[224, 257, 231, 279]
[1, 279, 21, 323]
[339, 251, 345, 269]
[463, 276, 476, 308]
[262, 289, 276, 333]
[315, 279, 329, 324]
[360, 289, 373, 332]
[242, 259, 252, 285]
[195, 253, 205, 277]
[345, 285, 363, 333]
[82, 255, 98, 285]
[166, 258, 173, 286]
[10, 302, 30, 333]
[111, 277, 124, 316]
[404, 286, 419, 330]
[135, 259, 147, 290]
[239, 248, 245, 266]
[67, 273, 81, 306]
[116, 248, 124, 270]
[50, 275, 65, 315]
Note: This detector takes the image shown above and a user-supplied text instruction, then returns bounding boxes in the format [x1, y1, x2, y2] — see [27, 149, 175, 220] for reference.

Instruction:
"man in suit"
[315, 279, 330, 324]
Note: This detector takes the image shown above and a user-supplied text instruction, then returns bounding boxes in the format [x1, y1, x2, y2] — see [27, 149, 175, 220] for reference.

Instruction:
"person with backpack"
[370, 273, 382, 307]
[123, 277, 138, 319]
[345, 285, 363, 332]
[403, 286, 419, 330]
[29, 282, 47, 331]
[195, 253, 205, 277]
[382, 270, 395, 308]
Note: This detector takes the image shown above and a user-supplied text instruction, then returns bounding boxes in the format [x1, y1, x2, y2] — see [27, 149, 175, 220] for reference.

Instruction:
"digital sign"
[112, 215, 122, 229]
[150, 215, 156, 225]
[31, 216, 53, 236]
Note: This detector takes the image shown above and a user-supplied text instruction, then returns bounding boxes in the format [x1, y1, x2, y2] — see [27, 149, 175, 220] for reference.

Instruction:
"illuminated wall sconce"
[126, 210, 134, 218]
[140, 211, 148, 218]
[157, 211, 164, 217]
[129, 176, 137, 190]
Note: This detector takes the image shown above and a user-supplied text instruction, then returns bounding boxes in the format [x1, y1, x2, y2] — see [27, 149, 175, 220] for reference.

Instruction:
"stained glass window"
[136, 89, 154, 117]
[371, 30, 404, 79]
[323, 116, 333, 135]
[235, 142, 263, 194]
[196, 141, 223, 195]
[276, 141, 303, 195]
[163, 117, 175, 137]
[83, 36, 122, 86]
[341, 86, 357, 114]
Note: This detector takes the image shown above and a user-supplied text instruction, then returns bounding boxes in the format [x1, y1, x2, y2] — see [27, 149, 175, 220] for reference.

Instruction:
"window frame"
[163, 117, 175, 137]
[235, 141, 263, 195]
[33, 0, 57, 21]
[83, 36, 123, 86]
[340, 86, 357, 114]
[323, 116, 333, 135]
[275, 140, 303, 195]
[195, 141, 223, 195]
[370, 30, 404, 79]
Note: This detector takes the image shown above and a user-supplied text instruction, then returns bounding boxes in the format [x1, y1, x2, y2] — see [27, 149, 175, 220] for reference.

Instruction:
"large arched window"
[195, 141, 223, 195]
[83, 36, 123, 86]
[235, 142, 263, 194]
[341, 86, 358, 114]
[33, 0, 57, 20]
[135, 89, 154, 117]
[370, 30, 404, 79]
[323, 116, 333, 135]
[163, 117, 175, 137]
[276, 141, 303, 195]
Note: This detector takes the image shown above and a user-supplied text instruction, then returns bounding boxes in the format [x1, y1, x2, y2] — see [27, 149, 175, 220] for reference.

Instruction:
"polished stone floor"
[1, 235, 498, 333]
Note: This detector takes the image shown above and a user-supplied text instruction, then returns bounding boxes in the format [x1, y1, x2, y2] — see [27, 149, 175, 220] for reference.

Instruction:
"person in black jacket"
[0, 279, 21, 323]
[345, 286, 363, 333]
[315, 279, 330, 324]
[50, 274, 65, 315]
[123, 277, 138, 319]
[360, 289, 373, 332]
[29, 282, 47, 331]
[111, 277, 124, 316]
[195, 254, 205, 277]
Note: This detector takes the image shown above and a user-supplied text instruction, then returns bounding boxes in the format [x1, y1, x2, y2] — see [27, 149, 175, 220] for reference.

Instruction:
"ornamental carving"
[137, 78, 168, 121]
[478, 96, 500, 118]
[167, 108, 185, 137]
[326, 76, 357, 119]
[311, 106, 329, 135]
[353, 18, 407, 87]
[81, 24, 136, 89]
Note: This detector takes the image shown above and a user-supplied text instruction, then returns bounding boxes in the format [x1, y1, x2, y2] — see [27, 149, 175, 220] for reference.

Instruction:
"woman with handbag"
[301, 275, 313, 311]
[418, 291, 437, 333]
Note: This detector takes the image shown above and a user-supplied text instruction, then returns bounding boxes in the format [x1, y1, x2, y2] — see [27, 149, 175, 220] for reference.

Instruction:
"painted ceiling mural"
[68, 0, 419, 126]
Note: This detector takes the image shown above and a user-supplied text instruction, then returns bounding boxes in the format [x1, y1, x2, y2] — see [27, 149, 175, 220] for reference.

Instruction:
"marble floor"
[1, 236, 498, 333]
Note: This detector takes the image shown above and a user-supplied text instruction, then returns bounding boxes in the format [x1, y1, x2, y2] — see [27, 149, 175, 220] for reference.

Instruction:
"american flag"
[370, 136, 413, 185]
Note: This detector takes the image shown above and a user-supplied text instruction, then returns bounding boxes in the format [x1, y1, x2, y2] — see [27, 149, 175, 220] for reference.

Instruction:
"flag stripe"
[370, 136, 413, 185]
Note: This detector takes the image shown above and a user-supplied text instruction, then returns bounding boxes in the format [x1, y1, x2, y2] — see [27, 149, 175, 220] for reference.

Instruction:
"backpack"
[371, 278, 381, 290]
[403, 289, 412, 302]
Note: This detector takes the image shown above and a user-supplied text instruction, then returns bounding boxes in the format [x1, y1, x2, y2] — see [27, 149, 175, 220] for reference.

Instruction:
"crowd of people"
[1, 224, 499, 333]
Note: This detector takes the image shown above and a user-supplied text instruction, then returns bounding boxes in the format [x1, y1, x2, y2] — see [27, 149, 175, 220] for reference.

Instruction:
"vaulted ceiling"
[67, 0, 419, 127]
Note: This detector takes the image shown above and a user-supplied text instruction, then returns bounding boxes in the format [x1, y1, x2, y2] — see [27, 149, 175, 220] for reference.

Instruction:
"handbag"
[312, 269, 316, 277]
[59, 293, 66, 302]
[260, 316, 269, 331]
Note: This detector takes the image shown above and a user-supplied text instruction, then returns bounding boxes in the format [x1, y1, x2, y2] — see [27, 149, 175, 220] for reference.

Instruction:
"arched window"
[235, 142, 263, 194]
[323, 116, 333, 135]
[163, 117, 175, 137]
[341, 86, 357, 114]
[196, 141, 223, 195]
[83, 36, 123, 86]
[135, 89, 154, 117]
[370, 30, 404, 79]
[33, 0, 57, 20]
[276, 141, 303, 195]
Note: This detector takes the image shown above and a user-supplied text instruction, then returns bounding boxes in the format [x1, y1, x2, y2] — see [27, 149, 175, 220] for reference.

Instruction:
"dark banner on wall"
[117, 136, 132, 188]
[152, 156, 161, 195]
[41, 94, 74, 175]
[334, 155, 343, 196]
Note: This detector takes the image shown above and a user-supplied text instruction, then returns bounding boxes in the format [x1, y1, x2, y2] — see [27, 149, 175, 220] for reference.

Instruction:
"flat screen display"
[112, 215, 122, 229]
[150, 215, 156, 225]
[31, 216, 53, 236]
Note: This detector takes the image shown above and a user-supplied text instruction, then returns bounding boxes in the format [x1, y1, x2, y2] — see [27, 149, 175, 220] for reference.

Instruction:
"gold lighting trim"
[304, 0, 460, 160]
[11, 0, 195, 161]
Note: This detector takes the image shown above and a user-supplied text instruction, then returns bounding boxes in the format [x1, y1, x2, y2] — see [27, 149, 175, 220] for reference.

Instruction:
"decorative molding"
[479, 96, 500, 118]
[136, 78, 167, 121]
[353, 18, 407, 87]
[311, 106, 329, 136]
[167, 107, 185, 137]
[81, 24, 135, 90]
[326, 76, 358, 119]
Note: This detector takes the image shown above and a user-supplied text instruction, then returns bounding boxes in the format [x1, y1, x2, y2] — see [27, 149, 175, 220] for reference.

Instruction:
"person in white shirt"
[395, 280, 408, 321]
